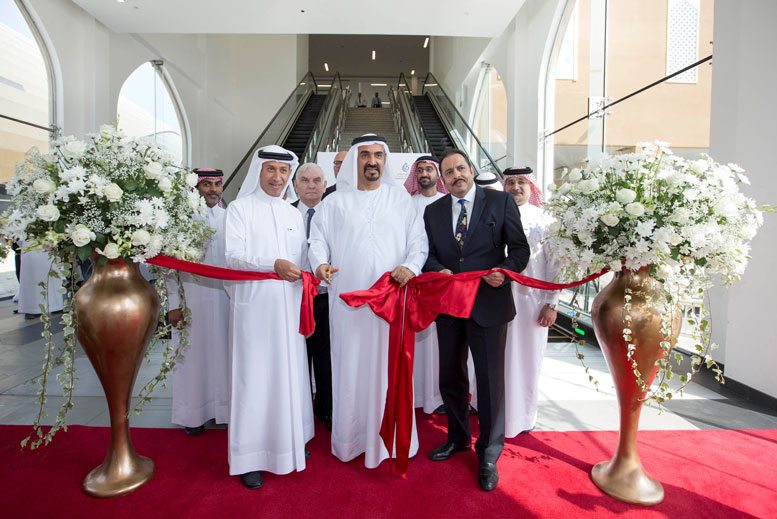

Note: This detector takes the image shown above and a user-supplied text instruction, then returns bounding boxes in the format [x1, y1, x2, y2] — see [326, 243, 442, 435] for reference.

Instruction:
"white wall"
[709, 0, 777, 398]
[26, 0, 304, 175]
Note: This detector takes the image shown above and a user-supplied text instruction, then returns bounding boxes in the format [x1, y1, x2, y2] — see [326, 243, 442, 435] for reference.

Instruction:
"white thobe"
[504, 203, 559, 437]
[167, 206, 230, 428]
[17, 248, 63, 314]
[411, 192, 444, 413]
[225, 189, 313, 475]
[308, 184, 428, 468]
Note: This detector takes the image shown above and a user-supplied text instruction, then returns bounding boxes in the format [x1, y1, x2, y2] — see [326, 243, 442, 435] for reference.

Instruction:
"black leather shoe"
[184, 425, 205, 435]
[428, 441, 471, 461]
[478, 462, 499, 491]
[433, 404, 447, 415]
[240, 471, 263, 489]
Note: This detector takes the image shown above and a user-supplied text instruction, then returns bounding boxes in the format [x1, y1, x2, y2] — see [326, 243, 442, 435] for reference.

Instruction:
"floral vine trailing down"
[545, 141, 766, 405]
[2, 124, 213, 449]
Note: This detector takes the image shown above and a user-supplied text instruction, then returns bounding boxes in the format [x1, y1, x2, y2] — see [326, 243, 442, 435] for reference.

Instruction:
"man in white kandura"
[167, 168, 230, 436]
[225, 146, 313, 489]
[403, 155, 446, 414]
[308, 134, 428, 468]
[502, 166, 559, 437]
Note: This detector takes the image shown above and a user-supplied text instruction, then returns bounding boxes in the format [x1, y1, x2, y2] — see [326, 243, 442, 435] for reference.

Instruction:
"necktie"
[455, 199, 468, 250]
[306, 207, 315, 239]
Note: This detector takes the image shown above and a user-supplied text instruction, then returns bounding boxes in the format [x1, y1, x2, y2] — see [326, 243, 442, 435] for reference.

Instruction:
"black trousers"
[436, 315, 508, 464]
[306, 293, 332, 419]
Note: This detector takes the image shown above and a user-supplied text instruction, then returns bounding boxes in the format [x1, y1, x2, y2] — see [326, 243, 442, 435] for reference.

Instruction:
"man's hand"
[439, 269, 453, 275]
[537, 305, 557, 328]
[315, 263, 339, 284]
[167, 308, 184, 328]
[274, 258, 302, 282]
[391, 266, 415, 287]
[482, 268, 505, 288]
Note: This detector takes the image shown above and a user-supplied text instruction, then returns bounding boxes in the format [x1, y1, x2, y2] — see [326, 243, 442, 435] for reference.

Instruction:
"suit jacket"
[323, 184, 336, 199]
[422, 185, 530, 327]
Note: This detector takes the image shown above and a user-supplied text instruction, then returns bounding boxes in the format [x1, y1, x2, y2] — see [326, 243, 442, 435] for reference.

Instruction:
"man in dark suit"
[423, 149, 530, 491]
[322, 150, 346, 199]
[291, 163, 333, 431]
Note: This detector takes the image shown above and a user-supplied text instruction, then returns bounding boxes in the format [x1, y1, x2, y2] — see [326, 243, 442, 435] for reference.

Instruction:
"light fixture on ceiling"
[372, 50, 376, 60]
[370, 83, 387, 87]
[324, 62, 329, 72]
[117, 0, 126, 3]
[411, 70, 415, 76]
[425, 83, 438, 87]
[318, 84, 332, 88]
[423, 37, 429, 48]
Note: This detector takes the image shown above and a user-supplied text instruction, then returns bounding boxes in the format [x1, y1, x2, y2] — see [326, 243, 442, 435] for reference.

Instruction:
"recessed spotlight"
[324, 62, 329, 72]
[423, 37, 429, 48]
[372, 50, 376, 60]
[117, 0, 125, 3]
[370, 83, 387, 87]
[411, 70, 415, 75]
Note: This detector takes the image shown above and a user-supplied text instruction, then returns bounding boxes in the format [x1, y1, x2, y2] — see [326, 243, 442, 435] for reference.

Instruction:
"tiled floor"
[0, 299, 775, 434]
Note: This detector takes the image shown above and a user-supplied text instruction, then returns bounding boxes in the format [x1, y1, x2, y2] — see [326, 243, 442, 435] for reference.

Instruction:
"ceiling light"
[370, 83, 387, 87]
[372, 50, 376, 60]
[411, 70, 415, 76]
[318, 84, 332, 88]
[423, 37, 429, 48]
[324, 62, 329, 72]
[425, 83, 438, 87]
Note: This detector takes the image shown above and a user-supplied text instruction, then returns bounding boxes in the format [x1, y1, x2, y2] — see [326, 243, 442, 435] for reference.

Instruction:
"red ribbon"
[147, 255, 320, 337]
[339, 268, 607, 476]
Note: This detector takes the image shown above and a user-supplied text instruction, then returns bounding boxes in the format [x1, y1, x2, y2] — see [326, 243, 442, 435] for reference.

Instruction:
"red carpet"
[1, 413, 776, 518]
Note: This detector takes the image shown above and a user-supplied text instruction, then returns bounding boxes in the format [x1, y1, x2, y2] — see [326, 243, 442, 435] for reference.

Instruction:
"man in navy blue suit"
[422, 149, 530, 491]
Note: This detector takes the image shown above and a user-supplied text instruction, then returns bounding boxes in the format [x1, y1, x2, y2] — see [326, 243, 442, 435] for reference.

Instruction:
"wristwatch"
[545, 303, 557, 310]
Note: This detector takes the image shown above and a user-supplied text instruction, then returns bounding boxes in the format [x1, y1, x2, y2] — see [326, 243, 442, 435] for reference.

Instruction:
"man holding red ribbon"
[423, 150, 530, 491]
[224, 145, 314, 490]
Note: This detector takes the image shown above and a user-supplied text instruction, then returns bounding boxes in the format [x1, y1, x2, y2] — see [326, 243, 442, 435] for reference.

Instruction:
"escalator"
[222, 72, 349, 203]
[282, 94, 326, 159]
[413, 95, 454, 158]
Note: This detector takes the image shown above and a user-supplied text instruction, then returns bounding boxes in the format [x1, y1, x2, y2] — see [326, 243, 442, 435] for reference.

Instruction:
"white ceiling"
[71, 0, 525, 37]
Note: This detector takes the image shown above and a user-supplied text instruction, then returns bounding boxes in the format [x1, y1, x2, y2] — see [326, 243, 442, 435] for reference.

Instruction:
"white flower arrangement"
[546, 141, 766, 403]
[2, 125, 214, 449]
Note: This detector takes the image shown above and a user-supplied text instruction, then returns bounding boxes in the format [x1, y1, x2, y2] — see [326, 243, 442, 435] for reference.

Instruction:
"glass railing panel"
[222, 72, 317, 202]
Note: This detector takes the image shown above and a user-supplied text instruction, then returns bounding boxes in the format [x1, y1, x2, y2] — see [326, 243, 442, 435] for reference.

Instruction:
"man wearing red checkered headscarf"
[502, 166, 560, 438]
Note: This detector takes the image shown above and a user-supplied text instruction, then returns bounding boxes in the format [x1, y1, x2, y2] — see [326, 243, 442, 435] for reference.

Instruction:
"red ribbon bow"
[147, 255, 320, 337]
[340, 268, 607, 476]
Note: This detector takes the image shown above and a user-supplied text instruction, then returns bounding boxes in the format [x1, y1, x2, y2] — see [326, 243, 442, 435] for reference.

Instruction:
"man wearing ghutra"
[403, 156, 447, 414]
[308, 134, 428, 469]
[225, 146, 313, 489]
[167, 168, 229, 436]
[502, 166, 560, 438]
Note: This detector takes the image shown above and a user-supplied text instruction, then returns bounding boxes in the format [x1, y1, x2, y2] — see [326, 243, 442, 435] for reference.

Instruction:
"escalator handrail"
[302, 72, 350, 163]
[420, 72, 502, 176]
[224, 71, 317, 190]
[394, 73, 433, 153]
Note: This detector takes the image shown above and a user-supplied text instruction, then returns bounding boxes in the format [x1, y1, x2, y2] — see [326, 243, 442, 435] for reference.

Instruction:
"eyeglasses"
[333, 160, 343, 166]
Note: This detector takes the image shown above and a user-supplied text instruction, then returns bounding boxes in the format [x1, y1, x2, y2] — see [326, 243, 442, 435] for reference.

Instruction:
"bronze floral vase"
[73, 258, 160, 498]
[590, 266, 681, 506]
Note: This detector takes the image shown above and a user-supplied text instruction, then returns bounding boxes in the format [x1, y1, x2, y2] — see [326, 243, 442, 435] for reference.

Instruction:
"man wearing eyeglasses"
[323, 150, 346, 198]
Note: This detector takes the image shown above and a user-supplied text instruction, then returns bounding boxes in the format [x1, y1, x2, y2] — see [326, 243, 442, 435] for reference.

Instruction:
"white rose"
[578, 179, 600, 195]
[103, 183, 123, 202]
[131, 229, 152, 246]
[600, 214, 620, 227]
[186, 173, 199, 188]
[157, 177, 173, 192]
[149, 234, 164, 252]
[62, 140, 87, 159]
[558, 183, 573, 195]
[97, 242, 121, 259]
[625, 202, 645, 217]
[615, 188, 637, 205]
[70, 225, 96, 247]
[144, 162, 163, 180]
[568, 168, 583, 182]
[36, 204, 60, 222]
[32, 178, 56, 195]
